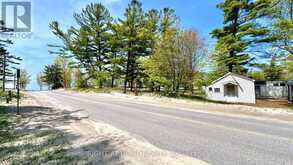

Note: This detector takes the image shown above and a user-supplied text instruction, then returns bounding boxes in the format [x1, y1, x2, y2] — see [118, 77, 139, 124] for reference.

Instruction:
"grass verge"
[0, 106, 85, 165]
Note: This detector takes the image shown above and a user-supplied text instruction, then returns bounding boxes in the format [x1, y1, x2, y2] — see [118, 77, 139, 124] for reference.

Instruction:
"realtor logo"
[1, 1, 31, 32]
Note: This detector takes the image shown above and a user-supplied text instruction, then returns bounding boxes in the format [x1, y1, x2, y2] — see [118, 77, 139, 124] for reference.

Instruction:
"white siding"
[205, 74, 255, 104]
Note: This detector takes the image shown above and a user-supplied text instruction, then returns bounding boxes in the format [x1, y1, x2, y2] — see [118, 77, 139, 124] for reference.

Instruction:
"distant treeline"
[40, 0, 293, 96]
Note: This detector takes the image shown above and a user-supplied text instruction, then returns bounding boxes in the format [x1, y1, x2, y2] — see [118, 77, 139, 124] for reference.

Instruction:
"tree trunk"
[228, 62, 233, 72]
[2, 53, 6, 92]
[134, 79, 138, 96]
[130, 79, 134, 92]
[124, 60, 130, 93]
[289, 0, 293, 20]
[111, 76, 115, 88]
[151, 82, 154, 92]
[123, 79, 127, 93]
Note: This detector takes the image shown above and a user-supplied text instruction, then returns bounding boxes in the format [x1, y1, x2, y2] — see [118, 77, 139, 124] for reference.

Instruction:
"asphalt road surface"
[32, 91, 293, 165]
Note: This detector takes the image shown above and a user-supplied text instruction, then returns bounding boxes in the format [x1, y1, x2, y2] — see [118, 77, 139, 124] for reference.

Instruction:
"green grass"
[0, 106, 86, 165]
[0, 91, 25, 101]
[0, 106, 19, 144]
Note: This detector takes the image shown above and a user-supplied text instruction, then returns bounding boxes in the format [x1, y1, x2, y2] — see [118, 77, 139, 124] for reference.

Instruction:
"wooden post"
[16, 69, 20, 115]
[13, 73, 16, 89]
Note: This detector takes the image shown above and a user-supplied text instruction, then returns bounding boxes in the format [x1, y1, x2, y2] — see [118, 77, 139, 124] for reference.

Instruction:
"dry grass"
[255, 99, 293, 110]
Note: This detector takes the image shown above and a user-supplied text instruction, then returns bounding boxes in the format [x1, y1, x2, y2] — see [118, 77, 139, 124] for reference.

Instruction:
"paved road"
[33, 91, 293, 165]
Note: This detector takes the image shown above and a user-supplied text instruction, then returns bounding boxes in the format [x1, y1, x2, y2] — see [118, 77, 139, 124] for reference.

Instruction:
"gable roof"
[211, 72, 255, 85]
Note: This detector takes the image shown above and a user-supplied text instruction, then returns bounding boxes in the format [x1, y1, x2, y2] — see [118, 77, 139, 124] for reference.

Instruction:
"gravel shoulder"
[19, 92, 209, 165]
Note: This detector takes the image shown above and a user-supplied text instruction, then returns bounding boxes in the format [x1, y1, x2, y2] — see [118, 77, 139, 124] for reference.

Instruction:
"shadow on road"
[0, 105, 131, 165]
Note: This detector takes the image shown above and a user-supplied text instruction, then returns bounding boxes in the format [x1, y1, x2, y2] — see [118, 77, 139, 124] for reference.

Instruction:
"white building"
[205, 72, 256, 104]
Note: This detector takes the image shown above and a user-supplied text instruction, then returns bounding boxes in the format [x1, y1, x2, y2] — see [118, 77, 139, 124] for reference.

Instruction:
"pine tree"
[0, 20, 13, 45]
[119, 0, 149, 93]
[42, 63, 63, 90]
[108, 23, 124, 88]
[0, 20, 19, 91]
[0, 47, 21, 91]
[264, 56, 283, 80]
[271, 0, 293, 55]
[50, 3, 113, 88]
[211, 0, 271, 74]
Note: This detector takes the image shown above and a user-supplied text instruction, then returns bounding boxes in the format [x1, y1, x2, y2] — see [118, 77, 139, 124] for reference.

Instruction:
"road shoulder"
[11, 93, 209, 165]
[63, 90, 293, 123]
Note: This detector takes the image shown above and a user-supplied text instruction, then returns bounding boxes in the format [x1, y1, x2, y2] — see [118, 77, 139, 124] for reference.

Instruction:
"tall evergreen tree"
[270, 0, 293, 55]
[119, 0, 151, 92]
[0, 47, 21, 91]
[0, 20, 13, 45]
[50, 3, 113, 88]
[211, 0, 271, 74]
[108, 23, 124, 88]
[263, 56, 283, 80]
[42, 63, 63, 90]
[0, 20, 18, 91]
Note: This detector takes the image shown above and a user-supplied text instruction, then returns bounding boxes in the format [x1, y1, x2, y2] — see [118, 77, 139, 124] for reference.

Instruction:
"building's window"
[209, 87, 213, 92]
[273, 83, 279, 87]
[214, 88, 220, 93]
[280, 83, 286, 86]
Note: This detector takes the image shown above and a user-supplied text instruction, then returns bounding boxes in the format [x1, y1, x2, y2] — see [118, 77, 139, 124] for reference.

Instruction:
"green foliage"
[251, 56, 284, 81]
[50, 3, 113, 88]
[143, 27, 204, 94]
[73, 68, 88, 89]
[264, 57, 284, 80]
[119, 0, 156, 92]
[42, 63, 63, 89]
[206, 69, 227, 85]
[250, 71, 266, 81]
[36, 72, 43, 90]
[90, 71, 109, 88]
[47, 0, 207, 96]
[0, 106, 15, 144]
[262, 0, 293, 56]
[211, 0, 271, 74]
[0, 47, 22, 91]
[19, 69, 31, 90]
[54, 55, 73, 88]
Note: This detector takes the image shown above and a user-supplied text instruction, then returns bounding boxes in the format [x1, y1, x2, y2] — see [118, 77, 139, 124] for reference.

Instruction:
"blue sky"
[4, 0, 223, 90]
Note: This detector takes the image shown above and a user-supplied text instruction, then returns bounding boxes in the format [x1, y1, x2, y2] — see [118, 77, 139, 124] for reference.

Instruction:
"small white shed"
[205, 72, 256, 104]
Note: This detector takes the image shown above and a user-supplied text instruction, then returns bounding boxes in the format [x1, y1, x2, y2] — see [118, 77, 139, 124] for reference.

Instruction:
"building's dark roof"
[255, 80, 289, 85]
[255, 81, 266, 85]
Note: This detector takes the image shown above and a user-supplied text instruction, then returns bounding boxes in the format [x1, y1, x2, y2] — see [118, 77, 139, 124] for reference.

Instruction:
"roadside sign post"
[16, 69, 20, 115]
